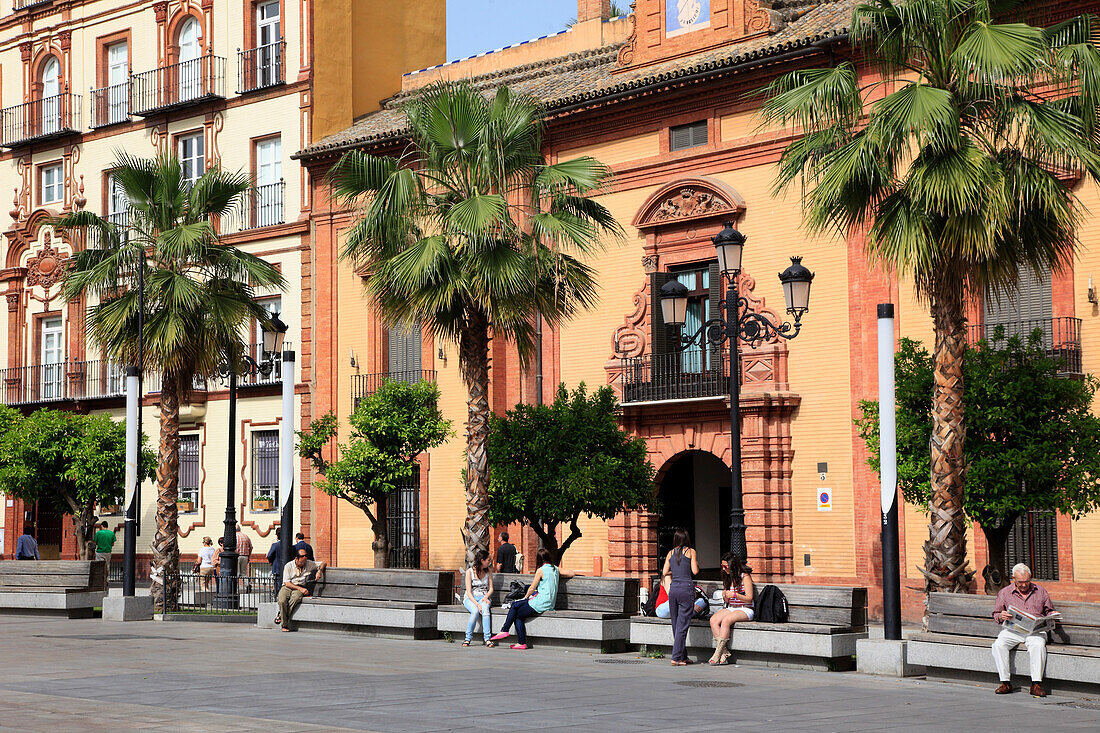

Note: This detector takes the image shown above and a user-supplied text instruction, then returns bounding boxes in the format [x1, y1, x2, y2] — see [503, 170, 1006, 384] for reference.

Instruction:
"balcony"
[238, 41, 286, 94]
[618, 349, 730, 405]
[131, 54, 226, 116]
[967, 316, 1082, 377]
[14, 0, 52, 9]
[352, 370, 436, 407]
[220, 180, 286, 235]
[1, 360, 125, 406]
[89, 82, 130, 128]
[0, 93, 81, 148]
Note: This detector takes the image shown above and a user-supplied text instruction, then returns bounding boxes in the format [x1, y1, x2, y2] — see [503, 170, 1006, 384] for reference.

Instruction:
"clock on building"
[666, 0, 711, 37]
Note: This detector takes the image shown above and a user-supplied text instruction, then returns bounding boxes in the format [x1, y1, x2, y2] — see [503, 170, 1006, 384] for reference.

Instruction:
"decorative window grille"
[1006, 510, 1059, 581]
[179, 435, 200, 508]
[388, 474, 420, 569]
[251, 430, 280, 510]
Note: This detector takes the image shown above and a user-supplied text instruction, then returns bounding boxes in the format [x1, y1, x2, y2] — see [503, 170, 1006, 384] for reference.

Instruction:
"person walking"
[490, 548, 578, 650]
[235, 524, 254, 578]
[93, 521, 117, 567]
[662, 528, 700, 666]
[267, 538, 283, 593]
[197, 537, 217, 590]
[292, 532, 314, 561]
[15, 524, 39, 560]
[462, 549, 495, 646]
[708, 552, 755, 665]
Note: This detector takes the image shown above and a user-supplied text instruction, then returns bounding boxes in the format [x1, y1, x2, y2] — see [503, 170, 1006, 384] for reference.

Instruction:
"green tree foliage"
[856, 333, 1100, 592]
[0, 408, 155, 559]
[327, 80, 622, 564]
[760, 0, 1100, 592]
[298, 379, 451, 567]
[487, 384, 656, 563]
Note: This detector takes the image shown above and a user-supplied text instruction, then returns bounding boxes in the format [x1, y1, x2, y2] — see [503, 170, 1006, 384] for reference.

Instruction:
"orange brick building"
[306, 0, 1100, 621]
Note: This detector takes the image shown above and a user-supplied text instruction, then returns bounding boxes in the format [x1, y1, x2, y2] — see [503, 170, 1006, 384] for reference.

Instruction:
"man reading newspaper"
[991, 563, 1057, 697]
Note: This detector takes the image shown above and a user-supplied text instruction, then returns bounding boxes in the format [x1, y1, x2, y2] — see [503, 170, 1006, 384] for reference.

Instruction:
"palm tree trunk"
[459, 313, 492, 566]
[151, 371, 181, 611]
[923, 274, 974, 596]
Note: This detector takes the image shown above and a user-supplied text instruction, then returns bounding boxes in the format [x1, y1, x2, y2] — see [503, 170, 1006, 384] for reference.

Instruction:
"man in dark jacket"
[292, 532, 314, 561]
[267, 539, 283, 592]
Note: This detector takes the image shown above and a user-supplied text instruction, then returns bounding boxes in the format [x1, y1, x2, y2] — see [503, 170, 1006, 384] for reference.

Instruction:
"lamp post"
[215, 313, 288, 609]
[123, 242, 145, 597]
[659, 222, 814, 560]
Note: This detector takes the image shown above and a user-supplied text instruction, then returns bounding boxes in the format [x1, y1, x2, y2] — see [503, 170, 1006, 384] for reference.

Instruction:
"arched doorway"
[656, 450, 731, 578]
[178, 17, 203, 101]
[40, 56, 61, 135]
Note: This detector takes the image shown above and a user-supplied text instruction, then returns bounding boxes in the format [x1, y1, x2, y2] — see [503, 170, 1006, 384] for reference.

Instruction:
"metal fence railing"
[0, 93, 82, 147]
[238, 41, 285, 93]
[89, 82, 130, 128]
[618, 348, 730, 404]
[131, 53, 226, 116]
[0, 359, 126, 406]
[160, 570, 275, 615]
[967, 316, 1083, 377]
[351, 370, 436, 409]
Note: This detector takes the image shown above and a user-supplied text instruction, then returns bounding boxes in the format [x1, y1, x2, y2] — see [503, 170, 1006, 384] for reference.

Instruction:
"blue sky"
[447, 0, 578, 61]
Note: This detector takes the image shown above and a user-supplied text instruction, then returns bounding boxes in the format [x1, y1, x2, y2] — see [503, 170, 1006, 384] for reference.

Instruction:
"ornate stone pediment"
[632, 177, 746, 230]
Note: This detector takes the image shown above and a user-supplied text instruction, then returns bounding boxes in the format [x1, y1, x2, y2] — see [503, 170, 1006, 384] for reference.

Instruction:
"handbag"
[503, 580, 528, 604]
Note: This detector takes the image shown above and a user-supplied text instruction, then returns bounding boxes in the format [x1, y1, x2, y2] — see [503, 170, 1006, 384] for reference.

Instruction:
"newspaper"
[1002, 605, 1062, 635]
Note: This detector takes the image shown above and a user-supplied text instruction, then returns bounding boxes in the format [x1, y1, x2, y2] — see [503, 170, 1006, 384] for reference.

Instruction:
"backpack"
[641, 579, 661, 617]
[753, 584, 789, 623]
[692, 586, 711, 620]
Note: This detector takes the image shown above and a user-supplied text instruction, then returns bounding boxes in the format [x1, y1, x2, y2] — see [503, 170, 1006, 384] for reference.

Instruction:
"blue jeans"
[463, 591, 491, 642]
[501, 598, 540, 645]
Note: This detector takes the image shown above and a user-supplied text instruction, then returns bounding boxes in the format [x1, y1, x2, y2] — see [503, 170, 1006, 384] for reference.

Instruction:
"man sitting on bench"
[275, 548, 326, 632]
[992, 563, 1056, 697]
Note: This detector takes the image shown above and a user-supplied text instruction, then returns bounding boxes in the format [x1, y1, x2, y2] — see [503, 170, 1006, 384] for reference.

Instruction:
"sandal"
[485, 640, 496, 647]
[461, 640, 471, 646]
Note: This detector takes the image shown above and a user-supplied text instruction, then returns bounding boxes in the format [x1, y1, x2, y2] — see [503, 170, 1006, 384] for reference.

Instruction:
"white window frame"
[178, 132, 204, 186]
[40, 163, 64, 205]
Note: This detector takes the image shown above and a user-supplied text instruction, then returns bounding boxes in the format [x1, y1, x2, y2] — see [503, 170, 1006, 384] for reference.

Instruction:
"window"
[388, 320, 422, 378]
[254, 137, 283, 227]
[106, 41, 128, 125]
[1006, 510, 1058, 581]
[178, 133, 204, 186]
[388, 474, 421, 568]
[40, 56, 61, 135]
[670, 121, 708, 151]
[40, 163, 63, 205]
[179, 434, 200, 509]
[177, 17, 203, 102]
[256, 1, 282, 88]
[251, 430, 279, 510]
[40, 316, 64, 400]
[668, 264, 718, 373]
[107, 173, 129, 228]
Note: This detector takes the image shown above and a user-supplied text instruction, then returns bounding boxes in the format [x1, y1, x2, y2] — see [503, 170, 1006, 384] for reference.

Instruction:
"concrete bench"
[0, 560, 108, 619]
[437, 573, 639, 651]
[629, 583, 868, 670]
[257, 568, 452, 639]
[908, 592, 1100, 694]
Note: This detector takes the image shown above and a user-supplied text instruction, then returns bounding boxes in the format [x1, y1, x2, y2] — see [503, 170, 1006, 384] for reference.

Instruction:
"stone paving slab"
[0, 614, 1098, 731]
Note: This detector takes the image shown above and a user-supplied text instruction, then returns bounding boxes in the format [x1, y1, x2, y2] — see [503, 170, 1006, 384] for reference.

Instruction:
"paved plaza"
[0, 613, 1098, 732]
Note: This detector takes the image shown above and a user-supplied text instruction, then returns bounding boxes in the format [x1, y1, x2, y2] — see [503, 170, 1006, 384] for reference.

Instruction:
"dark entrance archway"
[656, 450, 731, 578]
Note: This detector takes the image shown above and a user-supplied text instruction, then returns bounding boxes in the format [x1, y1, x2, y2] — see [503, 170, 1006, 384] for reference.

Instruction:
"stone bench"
[257, 568, 452, 639]
[0, 560, 108, 619]
[437, 573, 639, 651]
[629, 583, 868, 670]
[908, 592, 1100, 694]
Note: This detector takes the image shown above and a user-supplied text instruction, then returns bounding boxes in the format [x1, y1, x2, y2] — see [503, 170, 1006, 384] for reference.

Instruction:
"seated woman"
[490, 548, 579, 650]
[654, 575, 707, 619]
[707, 553, 754, 665]
[462, 549, 495, 647]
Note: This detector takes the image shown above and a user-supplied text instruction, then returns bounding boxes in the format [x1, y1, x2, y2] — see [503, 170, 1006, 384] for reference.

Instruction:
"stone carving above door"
[633, 176, 746, 230]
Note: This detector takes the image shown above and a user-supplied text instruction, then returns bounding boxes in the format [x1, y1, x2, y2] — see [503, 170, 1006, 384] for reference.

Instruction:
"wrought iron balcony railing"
[618, 349, 730, 405]
[131, 53, 226, 116]
[352, 370, 436, 408]
[14, 0, 52, 10]
[967, 316, 1082, 377]
[238, 41, 286, 94]
[0, 359, 126, 406]
[221, 180, 285, 234]
[89, 82, 130, 128]
[0, 93, 81, 147]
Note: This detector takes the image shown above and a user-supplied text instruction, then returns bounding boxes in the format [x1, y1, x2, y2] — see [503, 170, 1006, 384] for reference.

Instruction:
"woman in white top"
[197, 537, 217, 590]
[708, 552, 754, 665]
[463, 549, 495, 646]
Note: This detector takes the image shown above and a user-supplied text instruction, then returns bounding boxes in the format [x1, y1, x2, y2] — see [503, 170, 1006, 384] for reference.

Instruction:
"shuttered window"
[1006, 510, 1059, 581]
[387, 321, 422, 379]
[179, 435, 200, 508]
[670, 121, 708, 151]
[984, 263, 1053, 345]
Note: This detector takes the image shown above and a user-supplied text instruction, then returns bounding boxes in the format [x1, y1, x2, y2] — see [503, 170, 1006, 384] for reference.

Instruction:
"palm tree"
[328, 81, 622, 564]
[759, 0, 1100, 593]
[58, 154, 284, 609]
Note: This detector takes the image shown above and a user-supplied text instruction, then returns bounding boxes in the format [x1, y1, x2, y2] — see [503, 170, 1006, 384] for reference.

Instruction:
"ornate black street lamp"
[215, 312, 287, 609]
[659, 222, 814, 560]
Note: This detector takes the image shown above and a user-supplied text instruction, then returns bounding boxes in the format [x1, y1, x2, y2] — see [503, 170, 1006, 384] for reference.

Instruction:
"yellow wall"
[313, 0, 447, 140]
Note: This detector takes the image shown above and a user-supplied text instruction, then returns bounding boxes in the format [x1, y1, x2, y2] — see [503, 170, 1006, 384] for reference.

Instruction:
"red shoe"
[510, 643, 528, 650]
[490, 632, 509, 642]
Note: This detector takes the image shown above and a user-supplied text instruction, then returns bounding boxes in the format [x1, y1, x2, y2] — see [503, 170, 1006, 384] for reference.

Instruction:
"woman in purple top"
[661, 527, 699, 665]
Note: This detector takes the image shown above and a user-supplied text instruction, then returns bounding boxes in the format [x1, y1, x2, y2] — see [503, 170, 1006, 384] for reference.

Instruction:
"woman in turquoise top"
[490, 548, 579, 649]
